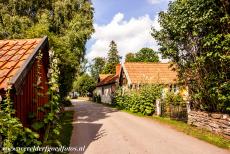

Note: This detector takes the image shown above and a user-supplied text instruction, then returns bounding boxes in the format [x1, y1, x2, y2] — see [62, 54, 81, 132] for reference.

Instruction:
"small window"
[169, 84, 177, 93]
[169, 85, 172, 92]
[173, 85, 177, 93]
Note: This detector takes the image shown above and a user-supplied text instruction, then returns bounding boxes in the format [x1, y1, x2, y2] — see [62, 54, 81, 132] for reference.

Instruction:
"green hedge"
[115, 85, 162, 115]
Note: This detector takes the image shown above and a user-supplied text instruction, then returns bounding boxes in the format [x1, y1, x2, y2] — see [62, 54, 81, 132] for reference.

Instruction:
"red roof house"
[94, 64, 121, 104]
[0, 36, 49, 127]
[120, 62, 178, 87]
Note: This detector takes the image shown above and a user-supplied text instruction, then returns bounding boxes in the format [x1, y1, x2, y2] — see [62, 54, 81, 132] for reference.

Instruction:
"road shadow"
[70, 123, 105, 154]
[69, 100, 118, 153]
[73, 101, 118, 123]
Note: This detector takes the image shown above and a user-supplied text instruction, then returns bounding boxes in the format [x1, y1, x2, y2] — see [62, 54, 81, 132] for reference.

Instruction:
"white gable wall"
[94, 85, 113, 104]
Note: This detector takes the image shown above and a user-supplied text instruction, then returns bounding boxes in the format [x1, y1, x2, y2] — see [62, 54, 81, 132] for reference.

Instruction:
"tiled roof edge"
[122, 63, 132, 85]
[10, 36, 48, 86]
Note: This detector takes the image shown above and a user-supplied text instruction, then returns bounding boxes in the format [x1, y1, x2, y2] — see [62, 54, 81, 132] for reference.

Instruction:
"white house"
[94, 64, 121, 104]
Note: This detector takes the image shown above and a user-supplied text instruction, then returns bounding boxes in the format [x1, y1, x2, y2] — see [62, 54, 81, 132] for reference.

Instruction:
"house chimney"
[116, 64, 121, 76]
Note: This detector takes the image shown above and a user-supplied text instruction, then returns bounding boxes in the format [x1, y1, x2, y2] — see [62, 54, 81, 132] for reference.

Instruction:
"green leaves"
[31, 122, 45, 131]
[102, 41, 121, 74]
[125, 48, 159, 62]
[90, 57, 106, 80]
[115, 85, 162, 115]
[73, 74, 96, 96]
[152, 0, 230, 113]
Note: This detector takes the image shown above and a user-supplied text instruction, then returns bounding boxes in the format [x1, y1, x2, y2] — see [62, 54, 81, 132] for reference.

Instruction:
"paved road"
[68, 100, 229, 154]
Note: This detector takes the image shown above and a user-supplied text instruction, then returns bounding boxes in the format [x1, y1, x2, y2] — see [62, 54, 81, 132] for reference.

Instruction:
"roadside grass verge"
[58, 111, 74, 147]
[151, 116, 230, 149]
[118, 108, 230, 149]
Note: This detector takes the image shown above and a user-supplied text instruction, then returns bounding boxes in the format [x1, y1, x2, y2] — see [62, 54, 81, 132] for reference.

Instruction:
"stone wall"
[188, 111, 230, 137]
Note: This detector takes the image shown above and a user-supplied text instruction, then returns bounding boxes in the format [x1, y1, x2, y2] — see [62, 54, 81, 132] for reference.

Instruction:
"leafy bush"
[164, 91, 185, 107]
[115, 85, 162, 115]
[162, 91, 187, 121]
[0, 90, 41, 153]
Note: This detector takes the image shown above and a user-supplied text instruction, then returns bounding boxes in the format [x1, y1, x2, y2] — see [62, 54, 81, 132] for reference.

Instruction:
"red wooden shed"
[0, 36, 49, 127]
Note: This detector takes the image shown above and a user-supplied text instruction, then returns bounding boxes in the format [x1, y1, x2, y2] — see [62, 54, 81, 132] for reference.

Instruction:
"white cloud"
[86, 12, 161, 62]
[147, 0, 163, 4]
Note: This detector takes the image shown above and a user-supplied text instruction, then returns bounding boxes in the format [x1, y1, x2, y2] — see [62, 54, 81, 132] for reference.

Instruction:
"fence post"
[186, 101, 191, 113]
[156, 99, 161, 116]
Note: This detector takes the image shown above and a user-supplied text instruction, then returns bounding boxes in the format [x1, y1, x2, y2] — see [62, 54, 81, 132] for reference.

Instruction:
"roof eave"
[122, 64, 132, 85]
[10, 36, 49, 94]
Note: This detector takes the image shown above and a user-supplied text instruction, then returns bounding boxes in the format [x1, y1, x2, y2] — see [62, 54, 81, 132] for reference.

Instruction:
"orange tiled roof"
[124, 62, 178, 84]
[99, 74, 112, 81]
[0, 38, 44, 90]
[97, 74, 118, 87]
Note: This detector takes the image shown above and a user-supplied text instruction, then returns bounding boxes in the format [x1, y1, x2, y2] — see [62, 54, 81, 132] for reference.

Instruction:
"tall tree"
[135, 48, 159, 62]
[0, 0, 94, 99]
[90, 57, 106, 79]
[152, 0, 230, 113]
[103, 41, 120, 74]
[73, 74, 96, 96]
[125, 53, 136, 62]
[125, 48, 159, 62]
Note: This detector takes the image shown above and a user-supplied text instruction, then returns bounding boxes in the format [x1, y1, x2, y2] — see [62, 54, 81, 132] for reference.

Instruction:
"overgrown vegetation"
[152, 0, 230, 113]
[161, 91, 187, 121]
[115, 85, 162, 115]
[0, 88, 41, 153]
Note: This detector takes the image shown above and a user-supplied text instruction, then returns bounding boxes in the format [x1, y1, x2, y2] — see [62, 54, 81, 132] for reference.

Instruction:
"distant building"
[119, 62, 188, 97]
[94, 64, 121, 104]
[94, 62, 188, 104]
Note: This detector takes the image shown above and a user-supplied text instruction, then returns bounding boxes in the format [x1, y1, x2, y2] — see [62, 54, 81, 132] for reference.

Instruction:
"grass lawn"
[58, 111, 74, 147]
[121, 109, 230, 149]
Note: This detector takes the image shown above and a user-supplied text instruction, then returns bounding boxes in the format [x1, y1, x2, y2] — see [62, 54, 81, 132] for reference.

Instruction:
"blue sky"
[93, 0, 169, 25]
[86, 0, 171, 61]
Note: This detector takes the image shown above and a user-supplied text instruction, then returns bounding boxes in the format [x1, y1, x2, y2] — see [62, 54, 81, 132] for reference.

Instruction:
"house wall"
[95, 84, 115, 104]
[13, 58, 48, 128]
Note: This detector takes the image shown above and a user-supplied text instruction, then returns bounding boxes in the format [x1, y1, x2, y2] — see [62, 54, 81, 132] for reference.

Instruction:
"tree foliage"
[0, 0, 94, 99]
[152, 0, 230, 113]
[125, 53, 136, 62]
[90, 57, 106, 79]
[73, 74, 96, 96]
[103, 41, 121, 74]
[125, 48, 159, 62]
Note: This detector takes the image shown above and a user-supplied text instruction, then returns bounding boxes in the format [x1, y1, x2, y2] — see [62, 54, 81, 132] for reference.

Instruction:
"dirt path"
[68, 100, 229, 154]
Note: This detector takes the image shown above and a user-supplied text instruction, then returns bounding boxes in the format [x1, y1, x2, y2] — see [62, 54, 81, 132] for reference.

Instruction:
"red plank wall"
[14, 56, 49, 128]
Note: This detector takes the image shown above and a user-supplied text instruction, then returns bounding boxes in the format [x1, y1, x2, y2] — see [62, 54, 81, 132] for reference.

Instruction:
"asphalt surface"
[68, 99, 229, 154]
